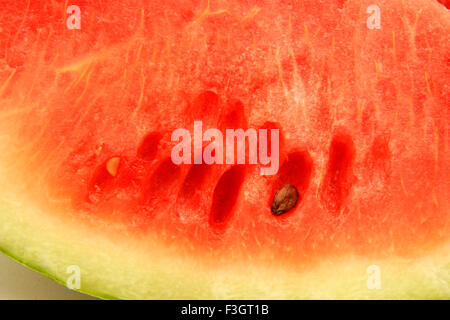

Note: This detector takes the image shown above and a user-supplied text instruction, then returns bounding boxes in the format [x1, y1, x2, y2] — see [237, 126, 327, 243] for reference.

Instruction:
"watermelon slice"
[0, 0, 449, 299]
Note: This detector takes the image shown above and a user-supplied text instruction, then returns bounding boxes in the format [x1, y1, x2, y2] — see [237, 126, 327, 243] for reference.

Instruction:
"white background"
[0, 253, 96, 299]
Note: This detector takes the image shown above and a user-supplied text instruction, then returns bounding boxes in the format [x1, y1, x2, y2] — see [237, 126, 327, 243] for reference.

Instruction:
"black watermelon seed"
[271, 184, 299, 216]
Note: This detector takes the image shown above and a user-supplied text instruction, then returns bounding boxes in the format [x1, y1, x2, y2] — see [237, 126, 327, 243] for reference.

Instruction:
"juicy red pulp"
[0, 0, 448, 266]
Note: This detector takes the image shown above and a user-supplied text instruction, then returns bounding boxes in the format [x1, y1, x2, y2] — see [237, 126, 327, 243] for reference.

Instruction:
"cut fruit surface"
[0, 0, 449, 299]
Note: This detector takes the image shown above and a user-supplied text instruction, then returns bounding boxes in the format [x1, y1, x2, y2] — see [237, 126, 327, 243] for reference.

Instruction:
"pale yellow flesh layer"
[0, 186, 449, 299]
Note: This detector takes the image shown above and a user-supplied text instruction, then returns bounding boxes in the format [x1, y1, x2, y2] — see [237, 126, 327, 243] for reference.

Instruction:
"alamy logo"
[366, 5, 381, 30]
[171, 121, 279, 175]
[66, 5, 81, 30]
[66, 265, 81, 290]
[366, 264, 381, 290]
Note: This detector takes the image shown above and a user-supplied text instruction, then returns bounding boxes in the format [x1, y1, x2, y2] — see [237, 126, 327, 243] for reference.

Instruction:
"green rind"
[0, 193, 449, 300]
[0, 247, 117, 300]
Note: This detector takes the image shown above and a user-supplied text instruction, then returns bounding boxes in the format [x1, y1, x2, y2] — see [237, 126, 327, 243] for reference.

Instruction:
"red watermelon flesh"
[0, 0, 449, 299]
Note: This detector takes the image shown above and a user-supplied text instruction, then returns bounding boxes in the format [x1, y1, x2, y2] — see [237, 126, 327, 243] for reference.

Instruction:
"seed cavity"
[137, 132, 162, 160]
[140, 157, 182, 206]
[209, 166, 246, 229]
[106, 157, 121, 177]
[271, 184, 299, 216]
[219, 99, 247, 129]
[319, 133, 355, 213]
[191, 90, 219, 119]
[147, 157, 181, 192]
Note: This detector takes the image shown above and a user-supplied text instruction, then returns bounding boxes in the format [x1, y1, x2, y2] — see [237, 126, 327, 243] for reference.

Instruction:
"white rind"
[0, 189, 449, 299]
